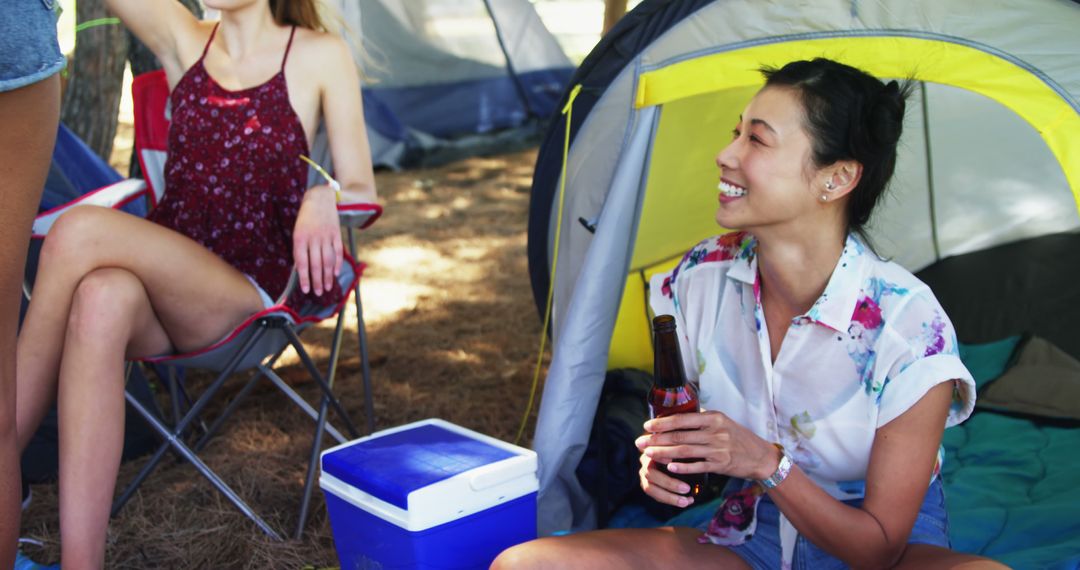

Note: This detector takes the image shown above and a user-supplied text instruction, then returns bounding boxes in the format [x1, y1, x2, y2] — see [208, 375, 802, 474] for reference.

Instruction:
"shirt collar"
[804, 233, 870, 332]
[729, 233, 870, 333]
[726, 233, 758, 286]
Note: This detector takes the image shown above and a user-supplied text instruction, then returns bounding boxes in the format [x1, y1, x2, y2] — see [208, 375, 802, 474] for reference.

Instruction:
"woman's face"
[714, 86, 824, 234]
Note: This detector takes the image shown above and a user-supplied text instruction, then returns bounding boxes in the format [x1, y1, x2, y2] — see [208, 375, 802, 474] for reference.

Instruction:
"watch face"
[763, 453, 793, 489]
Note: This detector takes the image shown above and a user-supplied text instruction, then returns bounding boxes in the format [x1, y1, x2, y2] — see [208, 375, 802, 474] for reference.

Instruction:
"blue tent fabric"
[348, 0, 574, 169]
[365, 69, 571, 140]
[367, 77, 528, 138]
[362, 91, 410, 146]
[42, 123, 146, 217]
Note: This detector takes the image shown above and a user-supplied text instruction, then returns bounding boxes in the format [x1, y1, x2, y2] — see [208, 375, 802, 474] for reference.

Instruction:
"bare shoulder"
[289, 29, 358, 85]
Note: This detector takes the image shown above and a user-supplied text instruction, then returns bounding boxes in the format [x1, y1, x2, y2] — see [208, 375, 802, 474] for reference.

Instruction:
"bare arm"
[766, 381, 953, 568]
[639, 381, 954, 569]
[320, 37, 377, 203]
[104, 0, 201, 74]
[292, 35, 377, 296]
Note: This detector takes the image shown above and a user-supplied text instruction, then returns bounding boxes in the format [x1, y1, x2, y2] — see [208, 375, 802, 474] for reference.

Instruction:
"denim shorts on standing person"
[0, 0, 66, 93]
[727, 477, 951, 570]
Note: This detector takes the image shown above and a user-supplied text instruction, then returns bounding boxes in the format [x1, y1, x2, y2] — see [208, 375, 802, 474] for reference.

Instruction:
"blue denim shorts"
[728, 478, 950, 570]
[0, 0, 66, 92]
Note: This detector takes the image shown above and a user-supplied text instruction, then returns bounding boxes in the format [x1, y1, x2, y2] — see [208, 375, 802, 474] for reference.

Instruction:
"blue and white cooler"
[320, 419, 538, 569]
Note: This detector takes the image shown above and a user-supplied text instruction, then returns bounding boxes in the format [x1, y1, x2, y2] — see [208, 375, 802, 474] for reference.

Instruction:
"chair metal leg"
[294, 301, 351, 538]
[191, 344, 286, 453]
[349, 227, 377, 435]
[114, 326, 281, 538]
[127, 363, 184, 463]
[295, 396, 330, 540]
[282, 327, 359, 440]
[262, 365, 347, 444]
[122, 390, 282, 540]
[168, 366, 183, 426]
[355, 293, 376, 435]
[191, 369, 261, 453]
[166, 366, 207, 436]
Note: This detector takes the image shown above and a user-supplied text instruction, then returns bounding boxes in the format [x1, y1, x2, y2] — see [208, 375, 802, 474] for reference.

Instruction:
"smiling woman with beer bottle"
[493, 59, 1006, 569]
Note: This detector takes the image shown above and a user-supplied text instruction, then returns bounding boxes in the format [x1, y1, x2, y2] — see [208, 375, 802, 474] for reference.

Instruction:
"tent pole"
[921, 82, 941, 262]
[481, 0, 538, 119]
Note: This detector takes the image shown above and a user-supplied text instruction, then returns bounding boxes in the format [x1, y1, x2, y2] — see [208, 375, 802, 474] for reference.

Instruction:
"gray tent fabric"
[534, 107, 657, 534]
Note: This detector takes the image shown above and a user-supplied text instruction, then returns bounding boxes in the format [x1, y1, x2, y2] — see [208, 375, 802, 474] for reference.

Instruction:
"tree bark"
[603, 0, 629, 36]
[60, 0, 128, 162]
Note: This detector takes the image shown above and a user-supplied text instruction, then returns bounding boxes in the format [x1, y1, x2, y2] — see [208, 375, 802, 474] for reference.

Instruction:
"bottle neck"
[653, 328, 687, 389]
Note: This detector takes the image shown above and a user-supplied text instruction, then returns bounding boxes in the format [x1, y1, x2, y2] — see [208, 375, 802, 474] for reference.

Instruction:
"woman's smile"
[718, 179, 747, 203]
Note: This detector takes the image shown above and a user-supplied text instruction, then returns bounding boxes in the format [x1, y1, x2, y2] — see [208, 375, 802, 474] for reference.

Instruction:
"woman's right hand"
[638, 451, 696, 508]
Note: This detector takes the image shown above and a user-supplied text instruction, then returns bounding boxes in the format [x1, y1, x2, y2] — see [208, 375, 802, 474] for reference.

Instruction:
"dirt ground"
[19, 149, 549, 568]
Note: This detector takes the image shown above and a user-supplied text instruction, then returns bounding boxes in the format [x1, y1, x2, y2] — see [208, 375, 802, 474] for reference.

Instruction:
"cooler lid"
[322, 422, 518, 510]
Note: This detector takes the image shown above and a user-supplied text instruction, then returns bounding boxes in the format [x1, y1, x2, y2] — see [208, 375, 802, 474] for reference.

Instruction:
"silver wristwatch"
[760, 444, 793, 489]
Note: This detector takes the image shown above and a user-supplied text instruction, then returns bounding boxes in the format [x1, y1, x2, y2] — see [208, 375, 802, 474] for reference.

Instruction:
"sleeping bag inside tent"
[526, 1, 1080, 567]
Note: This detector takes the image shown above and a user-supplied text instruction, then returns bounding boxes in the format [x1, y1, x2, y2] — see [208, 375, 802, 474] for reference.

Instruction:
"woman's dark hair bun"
[868, 80, 909, 147]
[760, 59, 914, 237]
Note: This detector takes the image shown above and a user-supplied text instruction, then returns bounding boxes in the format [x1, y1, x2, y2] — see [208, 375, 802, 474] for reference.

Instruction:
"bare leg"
[895, 544, 1010, 570]
[0, 75, 60, 567]
[13, 206, 267, 568]
[490, 527, 750, 570]
[16, 205, 266, 452]
[56, 268, 172, 569]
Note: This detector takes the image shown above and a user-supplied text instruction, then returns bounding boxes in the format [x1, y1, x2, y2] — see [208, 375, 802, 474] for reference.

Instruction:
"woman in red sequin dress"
[13, 0, 376, 566]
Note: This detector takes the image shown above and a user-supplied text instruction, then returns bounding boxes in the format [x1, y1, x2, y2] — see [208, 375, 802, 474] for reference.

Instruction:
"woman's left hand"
[292, 184, 342, 296]
[635, 411, 780, 481]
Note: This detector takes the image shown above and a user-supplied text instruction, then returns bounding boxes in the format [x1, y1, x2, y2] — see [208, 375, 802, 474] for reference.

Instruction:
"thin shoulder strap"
[281, 26, 297, 70]
[199, 23, 220, 62]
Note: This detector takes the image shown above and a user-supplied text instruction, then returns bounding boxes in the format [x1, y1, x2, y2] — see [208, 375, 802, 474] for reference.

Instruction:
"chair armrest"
[337, 202, 382, 229]
[32, 178, 149, 238]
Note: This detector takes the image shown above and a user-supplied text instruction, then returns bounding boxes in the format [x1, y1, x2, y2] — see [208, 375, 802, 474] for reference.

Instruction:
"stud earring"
[820, 194, 828, 202]
[825, 181, 835, 190]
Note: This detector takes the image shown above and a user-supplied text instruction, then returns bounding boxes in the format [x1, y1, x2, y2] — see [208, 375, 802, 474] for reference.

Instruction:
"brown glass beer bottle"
[648, 314, 707, 499]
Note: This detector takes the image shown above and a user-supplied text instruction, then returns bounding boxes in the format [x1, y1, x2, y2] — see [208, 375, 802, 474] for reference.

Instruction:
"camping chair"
[27, 69, 380, 540]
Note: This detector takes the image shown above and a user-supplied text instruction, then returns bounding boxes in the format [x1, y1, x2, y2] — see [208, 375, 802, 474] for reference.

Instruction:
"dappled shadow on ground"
[19, 150, 550, 568]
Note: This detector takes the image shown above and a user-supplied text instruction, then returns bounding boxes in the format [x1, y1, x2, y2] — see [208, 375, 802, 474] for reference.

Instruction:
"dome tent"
[325, 0, 575, 169]
[526, 0, 1080, 565]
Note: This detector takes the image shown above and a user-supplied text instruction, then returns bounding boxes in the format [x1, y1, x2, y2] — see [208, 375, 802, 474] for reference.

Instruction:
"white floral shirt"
[649, 231, 976, 567]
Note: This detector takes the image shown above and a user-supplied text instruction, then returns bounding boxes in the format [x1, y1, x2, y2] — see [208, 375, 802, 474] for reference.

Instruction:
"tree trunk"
[60, 0, 128, 162]
[603, 0, 629, 35]
[127, 0, 202, 177]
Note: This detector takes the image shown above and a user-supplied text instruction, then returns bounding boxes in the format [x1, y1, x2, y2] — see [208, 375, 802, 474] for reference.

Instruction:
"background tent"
[324, 0, 575, 169]
[526, 0, 1080, 565]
